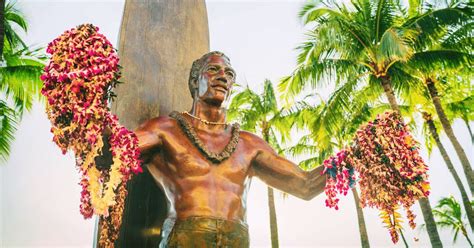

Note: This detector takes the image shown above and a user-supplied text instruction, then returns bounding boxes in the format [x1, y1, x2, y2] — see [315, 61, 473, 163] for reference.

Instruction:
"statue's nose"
[217, 76, 227, 84]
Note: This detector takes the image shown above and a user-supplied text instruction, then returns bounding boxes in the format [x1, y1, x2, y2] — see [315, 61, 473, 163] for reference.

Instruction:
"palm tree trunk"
[267, 186, 279, 248]
[352, 188, 370, 248]
[426, 78, 474, 196]
[0, 0, 5, 58]
[419, 197, 443, 247]
[380, 76, 401, 115]
[263, 125, 279, 248]
[380, 76, 443, 247]
[425, 115, 474, 231]
[462, 117, 474, 145]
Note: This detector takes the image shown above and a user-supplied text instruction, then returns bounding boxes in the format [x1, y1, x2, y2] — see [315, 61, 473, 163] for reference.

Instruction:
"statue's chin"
[196, 96, 224, 107]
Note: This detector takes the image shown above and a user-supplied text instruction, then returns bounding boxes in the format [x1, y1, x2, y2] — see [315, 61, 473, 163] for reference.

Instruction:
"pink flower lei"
[41, 24, 142, 246]
[321, 111, 430, 243]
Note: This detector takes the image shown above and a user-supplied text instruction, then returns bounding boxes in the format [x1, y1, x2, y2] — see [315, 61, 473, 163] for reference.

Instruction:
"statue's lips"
[212, 85, 228, 93]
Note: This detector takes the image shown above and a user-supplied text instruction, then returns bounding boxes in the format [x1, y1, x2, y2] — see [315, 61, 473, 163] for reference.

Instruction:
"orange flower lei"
[321, 111, 430, 243]
[41, 24, 142, 246]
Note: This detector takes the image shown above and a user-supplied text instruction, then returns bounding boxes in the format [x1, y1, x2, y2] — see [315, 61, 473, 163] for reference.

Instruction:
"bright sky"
[1, 0, 473, 247]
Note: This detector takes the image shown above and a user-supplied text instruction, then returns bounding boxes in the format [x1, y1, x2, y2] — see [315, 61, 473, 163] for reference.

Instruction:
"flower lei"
[40, 24, 142, 247]
[321, 111, 430, 243]
[321, 150, 356, 210]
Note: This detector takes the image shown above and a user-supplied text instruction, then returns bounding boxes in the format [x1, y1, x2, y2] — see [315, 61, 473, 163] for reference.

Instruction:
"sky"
[1, 0, 473, 247]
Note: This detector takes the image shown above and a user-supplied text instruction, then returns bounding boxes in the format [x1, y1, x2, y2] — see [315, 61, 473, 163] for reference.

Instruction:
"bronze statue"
[99, 51, 326, 247]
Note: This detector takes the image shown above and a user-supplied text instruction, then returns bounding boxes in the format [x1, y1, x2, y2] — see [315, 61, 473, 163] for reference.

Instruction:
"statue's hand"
[94, 127, 113, 171]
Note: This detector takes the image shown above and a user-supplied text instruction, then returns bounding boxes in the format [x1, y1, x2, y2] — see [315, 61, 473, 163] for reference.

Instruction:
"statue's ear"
[191, 79, 199, 98]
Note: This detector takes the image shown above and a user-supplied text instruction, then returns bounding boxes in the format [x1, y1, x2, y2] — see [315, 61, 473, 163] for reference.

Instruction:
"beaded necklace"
[170, 111, 240, 164]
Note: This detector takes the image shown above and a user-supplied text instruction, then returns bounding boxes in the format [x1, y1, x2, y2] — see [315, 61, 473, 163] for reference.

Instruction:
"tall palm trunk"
[263, 125, 279, 248]
[381, 76, 443, 247]
[424, 114, 474, 231]
[352, 188, 370, 248]
[462, 117, 474, 145]
[267, 186, 279, 248]
[380, 76, 401, 114]
[419, 195, 443, 247]
[426, 78, 474, 196]
[0, 0, 5, 58]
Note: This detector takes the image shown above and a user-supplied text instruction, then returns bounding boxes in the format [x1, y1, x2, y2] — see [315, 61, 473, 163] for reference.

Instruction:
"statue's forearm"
[300, 166, 326, 201]
[254, 151, 326, 201]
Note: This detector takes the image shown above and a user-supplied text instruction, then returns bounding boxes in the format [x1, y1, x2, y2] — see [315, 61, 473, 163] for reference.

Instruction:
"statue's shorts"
[164, 216, 250, 248]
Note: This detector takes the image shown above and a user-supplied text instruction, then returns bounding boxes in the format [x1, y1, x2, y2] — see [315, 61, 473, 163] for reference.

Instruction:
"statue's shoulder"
[239, 130, 274, 152]
[239, 130, 265, 144]
[136, 115, 177, 132]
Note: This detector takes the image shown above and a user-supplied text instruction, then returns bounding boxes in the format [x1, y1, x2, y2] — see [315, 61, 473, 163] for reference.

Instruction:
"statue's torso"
[144, 116, 259, 223]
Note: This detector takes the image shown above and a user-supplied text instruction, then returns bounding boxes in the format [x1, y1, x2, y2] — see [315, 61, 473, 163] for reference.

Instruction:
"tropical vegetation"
[432, 196, 473, 247]
[278, 0, 473, 246]
[0, 0, 46, 162]
[228, 80, 293, 248]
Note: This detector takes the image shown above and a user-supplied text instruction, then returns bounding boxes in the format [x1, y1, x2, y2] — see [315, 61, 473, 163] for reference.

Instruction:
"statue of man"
[100, 51, 326, 247]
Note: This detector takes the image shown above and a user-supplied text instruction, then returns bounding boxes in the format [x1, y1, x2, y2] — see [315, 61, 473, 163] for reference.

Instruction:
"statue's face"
[196, 54, 235, 105]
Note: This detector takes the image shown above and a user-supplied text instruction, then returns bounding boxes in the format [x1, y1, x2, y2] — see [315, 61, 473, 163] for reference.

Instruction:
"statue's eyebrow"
[225, 67, 235, 74]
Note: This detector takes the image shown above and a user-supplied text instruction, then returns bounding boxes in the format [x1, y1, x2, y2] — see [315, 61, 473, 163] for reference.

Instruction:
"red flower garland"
[321, 150, 356, 210]
[41, 24, 142, 246]
[321, 111, 430, 243]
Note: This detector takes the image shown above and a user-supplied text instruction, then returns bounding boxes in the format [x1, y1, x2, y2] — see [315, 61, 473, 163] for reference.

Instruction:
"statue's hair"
[188, 51, 232, 97]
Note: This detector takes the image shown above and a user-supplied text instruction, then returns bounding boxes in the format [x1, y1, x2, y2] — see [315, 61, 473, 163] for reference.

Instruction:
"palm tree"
[423, 112, 474, 231]
[401, 0, 474, 195]
[284, 97, 376, 248]
[228, 80, 294, 248]
[0, 1, 45, 162]
[0, 0, 28, 57]
[399, 67, 474, 231]
[282, 0, 473, 195]
[0, 0, 5, 56]
[280, 0, 474, 245]
[432, 196, 473, 247]
[444, 94, 474, 145]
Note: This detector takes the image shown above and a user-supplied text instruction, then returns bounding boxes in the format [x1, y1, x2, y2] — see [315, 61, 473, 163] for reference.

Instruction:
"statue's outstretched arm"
[252, 146, 325, 201]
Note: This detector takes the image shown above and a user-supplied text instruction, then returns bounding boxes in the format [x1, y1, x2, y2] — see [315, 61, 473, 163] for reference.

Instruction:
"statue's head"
[188, 51, 235, 105]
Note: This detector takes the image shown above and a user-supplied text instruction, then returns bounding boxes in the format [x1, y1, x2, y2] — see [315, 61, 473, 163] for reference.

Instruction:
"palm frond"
[262, 79, 278, 114]
[377, 27, 416, 63]
[421, 119, 436, 155]
[409, 49, 473, 73]
[441, 22, 474, 51]
[298, 156, 323, 170]
[3, 1, 28, 49]
[408, 0, 423, 17]
[403, 3, 473, 49]
[374, 0, 399, 42]
[0, 65, 45, 114]
[0, 100, 18, 163]
[279, 58, 363, 99]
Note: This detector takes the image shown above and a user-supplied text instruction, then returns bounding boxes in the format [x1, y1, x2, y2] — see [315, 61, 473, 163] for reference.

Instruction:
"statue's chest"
[161, 130, 249, 180]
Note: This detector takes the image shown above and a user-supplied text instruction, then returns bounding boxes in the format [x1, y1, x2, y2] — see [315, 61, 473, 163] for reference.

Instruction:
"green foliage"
[284, 0, 472, 245]
[3, 1, 28, 49]
[0, 100, 17, 162]
[283, 0, 473, 164]
[1, 43, 46, 114]
[0, 0, 46, 162]
[228, 79, 295, 145]
[432, 196, 473, 245]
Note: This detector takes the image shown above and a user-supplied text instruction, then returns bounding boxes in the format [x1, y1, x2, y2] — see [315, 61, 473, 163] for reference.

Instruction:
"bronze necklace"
[169, 111, 240, 164]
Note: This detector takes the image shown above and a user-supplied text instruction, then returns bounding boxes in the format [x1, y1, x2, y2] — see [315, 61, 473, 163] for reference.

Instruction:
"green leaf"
[0, 100, 18, 163]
